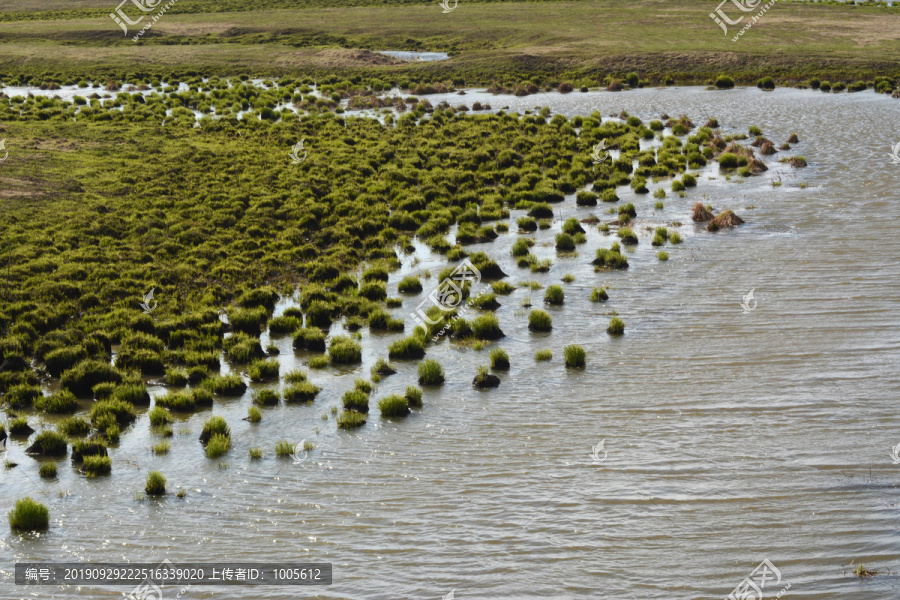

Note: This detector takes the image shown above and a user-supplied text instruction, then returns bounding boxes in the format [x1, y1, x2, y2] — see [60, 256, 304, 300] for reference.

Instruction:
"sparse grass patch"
[152, 441, 171, 455]
[249, 447, 263, 459]
[275, 440, 295, 457]
[535, 349, 552, 362]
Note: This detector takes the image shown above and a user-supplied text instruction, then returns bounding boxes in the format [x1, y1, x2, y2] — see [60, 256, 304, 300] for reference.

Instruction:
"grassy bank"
[0, 1, 898, 84]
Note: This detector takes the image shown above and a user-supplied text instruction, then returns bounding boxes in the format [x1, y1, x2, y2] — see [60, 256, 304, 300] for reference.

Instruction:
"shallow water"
[374, 50, 449, 62]
[2, 87, 900, 600]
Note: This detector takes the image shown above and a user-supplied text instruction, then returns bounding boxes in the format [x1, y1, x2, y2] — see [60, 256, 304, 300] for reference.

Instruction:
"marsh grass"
[8, 498, 49, 531]
[146, 471, 166, 496]
[528, 309, 552, 332]
[492, 281, 516, 295]
[328, 336, 363, 364]
[26, 431, 67, 457]
[490, 348, 510, 370]
[251, 388, 280, 406]
[165, 368, 188, 386]
[249, 447, 263, 459]
[9, 417, 33, 436]
[200, 416, 230, 445]
[342, 390, 370, 413]
[247, 406, 262, 423]
[156, 391, 196, 412]
[283, 369, 308, 383]
[658, 251, 670, 261]
[372, 357, 397, 376]
[404, 385, 423, 408]
[388, 336, 425, 359]
[309, 355, 330, 369]
[398, 276, 423, 294]
[148, 406, 172, 427]
[354, 379, 373, 394]
[608, 317, 626, 335]
[591, 287, 609, 302]
[544, 285, 564, 305]
[58, 416, 91, 437]
[152, 441, 171, 455]
[81, 455, 112, 477]
[337, 411, 367, 429]
[206, 434, 231, 458]
[248, 359, 279, 381]
[33, 390, 77, 414]
[417, 359, 445, 386]
[283, 381, 321, 403]
[472, 315, 503, 340]
[274, 440, 295, 457]
[39, 462, 58, 478]
[202, 374, 247, 397]
[563, 345, 586, 368]
[378, 395, 410, 418]
[618, 228, 638, 245]
[535, 349, 552, 362]
[670, 232, 683, 244]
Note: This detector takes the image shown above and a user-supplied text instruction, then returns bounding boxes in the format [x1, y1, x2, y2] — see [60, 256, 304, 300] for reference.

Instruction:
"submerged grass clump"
[39, 462, 58, 478]
[563, 345, 586, 368]
[337, 410, 367, 429]
[417, 359, 445, 386]
[274, 440, 295, 457]
[8, 497, 49, 531]
[591, 287, 609, 302]
[404, 385, 423, 408]
[535, 349, 552, 362]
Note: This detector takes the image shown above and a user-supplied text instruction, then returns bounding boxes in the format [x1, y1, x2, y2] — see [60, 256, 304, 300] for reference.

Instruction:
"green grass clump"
[417, 359, 445, 386]
[378, 395, 410, 417]
[8, 498, 49, 531]
[155, 391, 196, 412]
[309, 355, 330, 369]
[60, 360, 122, 396]
[3, 384, 40, 410]
[354, 379, 373, 394]
[388, 335, 425, 359]
[8, 417, 32, 436]
[337, 410, 367, 429]
[200, 416, 230, 445]
[248, 358, 279, 381]
[618, 228, 638, 245]
[591, 287, 609, 302]
[202, 374, 247, 396]
[398, 276, 423, 294]
[268, 315, 302, 335]
[224, 333, 266, 363]
[152, 441, 171, 455]
[90, 398, 137, 428]
[544, 285, 565, 305]
[658, 251, 670, 261]
[328, 336, 363, 364]
[511, 237, 532, 257]
[528, 309, 552, 332]
[112, 384, 151, 406]
[26, 430, 67, 457]
[148, 406, 172, 427]
[249, 447, 263, 459]
[342, 389, 370, 413]
[146, 471, 166, 495]
[247, 406, 262, 423]
[492, 281, 516, 295]
[535, 349, 552, 362]
[205, 434, 231, 458]
[472, 315, 504, 340]
[404, 385, 423, 408]
[555, 233, 575, 251]
[33, 389, 78, 414]
[670, 231, 683, 244]
[293, 327, 327, 352]
[371, 357, 397, 376]
[165, 368, 189, 386]
[283, 381, 321, 403]
[251, 388, 280, 406]
[563, 345, 586, 368]
[58, 417, 91, 437]
[275, 440, 295, 456]
[608, 317, 626, 335]
[283, 369, 307, 383]
[71, 439, 107, 463]
[81, 455, 112, 477]
[490, 348, 510, 370]
[39, 462, 58, 479]
[593, 245, 629, 270]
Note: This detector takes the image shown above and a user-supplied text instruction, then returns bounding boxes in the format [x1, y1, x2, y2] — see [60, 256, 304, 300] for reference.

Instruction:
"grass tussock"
[205, 434, 231, 458]
[528, 309, 552, 332]
[342, 389, 370, 413]
[404, 385, 423, 408]
[145, 471, 166, 495]
[284, 381, 321, 403]
[329, 336, 363, 364]
[8, 497, 49, 531]
[39, 462, 58, 478]
[544, 285, 565, 305]
[337, 410, 367, 429]
[378, 394, 410, 418]
[607, 317, 626, 335]
[81, 455, 112, 477]
[417, 359, 445, 386]
[251, 388, 280, 406]
[563, 345, 586, 368]
[490, 348, 510, 370]
[535, 349, 552, 362]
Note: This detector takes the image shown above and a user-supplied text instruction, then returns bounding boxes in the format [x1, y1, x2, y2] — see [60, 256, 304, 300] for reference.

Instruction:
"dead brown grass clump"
[787, 133, 799, 143]
[750, 136, 769, 147]
[692, 202, 714, 222]
[748, 159, 768, 173]
[607, 80, 624, 91]
[759, 141, 777, 155]
[723, 142, 755, 158]
[710, 210, 745, 228]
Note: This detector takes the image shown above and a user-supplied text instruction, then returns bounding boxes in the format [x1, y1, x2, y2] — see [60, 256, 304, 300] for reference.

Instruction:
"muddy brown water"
[2, 87, 900, 599]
